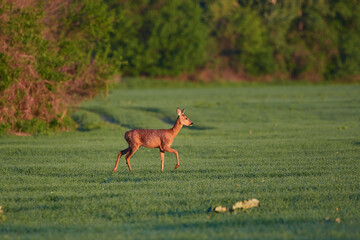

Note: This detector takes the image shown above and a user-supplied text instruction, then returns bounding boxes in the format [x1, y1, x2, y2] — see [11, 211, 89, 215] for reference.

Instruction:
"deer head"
[177, 107, 194, 126]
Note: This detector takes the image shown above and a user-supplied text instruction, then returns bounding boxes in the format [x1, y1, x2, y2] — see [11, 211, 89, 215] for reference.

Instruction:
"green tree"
[207, 0, 275, 75]
[249, 1, 299, 75]
[284, 0, 336, 80]
[108, 0, 209, 76]
[326, 0, 360, 81]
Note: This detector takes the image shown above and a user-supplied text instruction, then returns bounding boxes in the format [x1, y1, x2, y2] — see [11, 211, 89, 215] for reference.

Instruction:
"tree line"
[108, 0, 360, 81]
[1, 0, 359, 134]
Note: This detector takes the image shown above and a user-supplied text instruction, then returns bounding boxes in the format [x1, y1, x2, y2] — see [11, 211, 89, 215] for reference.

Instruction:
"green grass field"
[1, 83, 360, 239]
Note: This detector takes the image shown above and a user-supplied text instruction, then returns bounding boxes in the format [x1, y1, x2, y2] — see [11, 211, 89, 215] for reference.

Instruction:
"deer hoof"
[174, 164, 180, 170]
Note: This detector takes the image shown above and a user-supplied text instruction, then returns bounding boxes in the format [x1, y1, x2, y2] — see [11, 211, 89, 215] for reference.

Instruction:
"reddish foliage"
[0, 0, 111, 133]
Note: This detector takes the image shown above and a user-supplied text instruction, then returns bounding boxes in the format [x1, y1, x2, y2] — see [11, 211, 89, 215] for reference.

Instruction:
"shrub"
[0, 0, 120, 134]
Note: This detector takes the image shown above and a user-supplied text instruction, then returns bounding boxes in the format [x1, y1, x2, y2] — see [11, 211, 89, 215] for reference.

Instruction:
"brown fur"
[112, 108, 193, 172]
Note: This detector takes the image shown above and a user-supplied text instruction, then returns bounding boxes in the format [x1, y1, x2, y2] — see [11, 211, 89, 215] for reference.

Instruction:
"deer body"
[112, 108, 193, 172]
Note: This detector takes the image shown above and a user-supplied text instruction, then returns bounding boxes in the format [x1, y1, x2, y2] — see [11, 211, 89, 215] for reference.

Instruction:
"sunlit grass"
[1, 84, 359, 239]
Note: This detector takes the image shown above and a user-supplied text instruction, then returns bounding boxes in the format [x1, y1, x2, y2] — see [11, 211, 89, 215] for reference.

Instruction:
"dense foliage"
[105, 0, 360, 81]
[0, 0, 121, 134]
[1, 0, 359, 134]
[107, 0, 208, 76]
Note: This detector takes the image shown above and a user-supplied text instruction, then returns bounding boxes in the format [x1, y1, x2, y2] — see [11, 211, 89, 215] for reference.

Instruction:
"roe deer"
[112, 107, 194, 172]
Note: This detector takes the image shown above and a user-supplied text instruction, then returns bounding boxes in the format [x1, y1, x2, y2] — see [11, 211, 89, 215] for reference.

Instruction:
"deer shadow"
[123, 106, 215, 131]
[77, 105, 214, 131]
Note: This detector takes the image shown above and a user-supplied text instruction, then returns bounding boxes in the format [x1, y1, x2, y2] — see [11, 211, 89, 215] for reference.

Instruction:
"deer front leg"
[160, 150, 165, 171]
[163, 146, 180, 170]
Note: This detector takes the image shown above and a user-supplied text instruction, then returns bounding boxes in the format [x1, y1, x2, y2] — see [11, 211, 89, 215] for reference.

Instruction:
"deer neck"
[171, 117, 183, 137]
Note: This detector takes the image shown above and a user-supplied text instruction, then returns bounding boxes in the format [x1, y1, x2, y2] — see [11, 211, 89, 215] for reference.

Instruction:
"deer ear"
[181, 108, 185, 115]
[176, 107, 182, 116]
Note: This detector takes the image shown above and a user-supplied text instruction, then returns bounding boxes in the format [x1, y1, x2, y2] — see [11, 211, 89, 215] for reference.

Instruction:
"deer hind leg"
[125, 145, 139, 171]
[163, 146, 179, 170]
[160, 150, 165, 171]
[113, 148, 130, 172]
